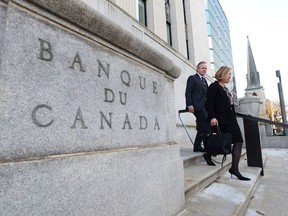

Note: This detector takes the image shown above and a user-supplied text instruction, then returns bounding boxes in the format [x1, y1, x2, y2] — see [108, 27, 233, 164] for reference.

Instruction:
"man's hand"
[188, 106, 194, 113]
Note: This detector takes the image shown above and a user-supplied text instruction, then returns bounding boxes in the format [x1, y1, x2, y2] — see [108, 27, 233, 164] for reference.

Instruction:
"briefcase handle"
[210, 125, 222, 135]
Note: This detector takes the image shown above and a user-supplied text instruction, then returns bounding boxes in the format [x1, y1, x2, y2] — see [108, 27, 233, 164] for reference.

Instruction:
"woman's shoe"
[203, 153, 216, 166]
[229, 168, 251, 181]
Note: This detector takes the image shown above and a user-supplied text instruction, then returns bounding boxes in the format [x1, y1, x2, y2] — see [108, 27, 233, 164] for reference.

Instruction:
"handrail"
[179, 109, 288, 128]
[178, 109, 188, 114]
[234, 112, 288, 176]
[177, 109, 194, 145]
[235, 112, 288, 128]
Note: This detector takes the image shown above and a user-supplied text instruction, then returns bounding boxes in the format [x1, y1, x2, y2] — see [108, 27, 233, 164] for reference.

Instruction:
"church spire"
[246, 36, 262, 90]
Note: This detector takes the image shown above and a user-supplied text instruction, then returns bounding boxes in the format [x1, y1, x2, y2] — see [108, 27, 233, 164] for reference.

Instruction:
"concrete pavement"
[245, 148, 288, 216]
[179, 144, 288, 216]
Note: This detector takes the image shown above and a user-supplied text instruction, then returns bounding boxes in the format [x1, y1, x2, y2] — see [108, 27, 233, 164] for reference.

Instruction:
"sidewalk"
[179, 143, 288, 216]
[245, 148, 288, 216]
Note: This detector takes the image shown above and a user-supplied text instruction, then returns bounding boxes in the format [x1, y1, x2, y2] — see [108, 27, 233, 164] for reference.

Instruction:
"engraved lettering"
[152, 81, 158, 94]
[104, 88, 114, 103]
[32, 104, 54, 127]
[69, 51, 85, 72]
[38, 38, 53, 61]
[119, 91, 127, 105]
[139, 116, 148, 129]
[33, 38, 163, 133]
[122, 113, 132, 129]
[139, 76, 146, 89]
[97, 60, 110, 79]
[154, 117, 160, 130]
[100, 112, 112, 129]
[71, 107, 88, 129]
[120, 70, 131, 86]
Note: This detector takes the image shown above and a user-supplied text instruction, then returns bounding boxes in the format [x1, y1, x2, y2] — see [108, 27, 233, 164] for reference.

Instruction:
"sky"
[219, 0, 288, 102]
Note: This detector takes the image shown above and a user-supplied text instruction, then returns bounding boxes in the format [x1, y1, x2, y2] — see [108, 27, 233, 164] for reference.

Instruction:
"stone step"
[178, 147, 264, 216]
[180, 147, 205, 168]
[184, 154, 233, 200]
[181, 147, 247, 200]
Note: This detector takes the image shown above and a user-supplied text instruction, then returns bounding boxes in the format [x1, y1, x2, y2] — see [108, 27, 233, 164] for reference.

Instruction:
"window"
[165, 0, 172, 46]
[166, 23, 172, 46]
[183, 0, 189, 59]
[138, 0, 147, 26]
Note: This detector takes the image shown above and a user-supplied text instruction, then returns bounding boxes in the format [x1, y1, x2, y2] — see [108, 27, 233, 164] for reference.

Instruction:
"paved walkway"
[245, 148, 288, 216]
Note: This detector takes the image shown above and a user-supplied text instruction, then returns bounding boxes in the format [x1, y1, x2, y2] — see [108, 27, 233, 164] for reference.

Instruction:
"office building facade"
[108, 0, 237, 98]
[83, 0, 236, 141]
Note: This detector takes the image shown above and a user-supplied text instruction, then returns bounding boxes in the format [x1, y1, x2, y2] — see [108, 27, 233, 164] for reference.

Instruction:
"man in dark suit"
[185, 61, 215, 165]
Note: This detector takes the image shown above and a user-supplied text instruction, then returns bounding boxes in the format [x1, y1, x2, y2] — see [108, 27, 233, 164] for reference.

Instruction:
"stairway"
[177, 146, 263, 216]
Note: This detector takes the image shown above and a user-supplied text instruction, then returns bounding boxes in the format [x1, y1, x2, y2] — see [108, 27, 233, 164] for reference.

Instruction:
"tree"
[270, 100, 288, 135]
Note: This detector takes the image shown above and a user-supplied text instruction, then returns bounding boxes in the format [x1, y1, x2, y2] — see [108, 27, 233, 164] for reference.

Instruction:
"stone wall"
[0, 0, 184, 215]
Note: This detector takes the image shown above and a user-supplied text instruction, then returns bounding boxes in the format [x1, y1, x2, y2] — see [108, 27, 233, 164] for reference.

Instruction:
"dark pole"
[276, 70, 287, 135]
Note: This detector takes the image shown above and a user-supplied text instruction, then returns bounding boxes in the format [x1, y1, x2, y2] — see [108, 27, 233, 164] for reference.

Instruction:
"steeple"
[239, 37, 268, 118]
[246, 36, 262, 90]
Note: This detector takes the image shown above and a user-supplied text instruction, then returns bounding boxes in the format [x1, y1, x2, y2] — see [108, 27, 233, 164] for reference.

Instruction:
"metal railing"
[235, 112, 288, 176]
[178, 109, 288, 176]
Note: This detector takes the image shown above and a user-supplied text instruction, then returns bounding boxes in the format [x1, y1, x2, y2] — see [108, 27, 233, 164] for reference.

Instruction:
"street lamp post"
[276, 70, 287, 135]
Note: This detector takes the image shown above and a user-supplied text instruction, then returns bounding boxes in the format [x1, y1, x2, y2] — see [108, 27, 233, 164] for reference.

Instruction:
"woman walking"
[206, 66, 250, 181]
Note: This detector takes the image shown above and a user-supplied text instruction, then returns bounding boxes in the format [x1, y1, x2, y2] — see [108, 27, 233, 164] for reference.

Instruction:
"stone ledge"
[21, 0, 181, 79]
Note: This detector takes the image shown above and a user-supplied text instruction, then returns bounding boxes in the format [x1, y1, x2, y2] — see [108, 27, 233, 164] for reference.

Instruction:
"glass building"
[205, 0, 238, 104]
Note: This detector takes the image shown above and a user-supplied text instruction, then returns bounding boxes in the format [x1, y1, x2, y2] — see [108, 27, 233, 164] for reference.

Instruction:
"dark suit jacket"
[185, 74, 207, 112]
[206, 81, 236, 124]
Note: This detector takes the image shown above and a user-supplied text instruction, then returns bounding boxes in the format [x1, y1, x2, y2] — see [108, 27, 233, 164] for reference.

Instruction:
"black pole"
[243, 118, 264, 175]
[276, 70, 287, 135]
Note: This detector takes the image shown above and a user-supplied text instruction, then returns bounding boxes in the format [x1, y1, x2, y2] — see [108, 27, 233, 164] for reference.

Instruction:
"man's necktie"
[202, 77, 208, 89]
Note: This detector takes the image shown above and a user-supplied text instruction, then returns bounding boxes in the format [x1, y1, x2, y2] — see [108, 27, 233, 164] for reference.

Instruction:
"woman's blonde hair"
[215, 66, 231, 81]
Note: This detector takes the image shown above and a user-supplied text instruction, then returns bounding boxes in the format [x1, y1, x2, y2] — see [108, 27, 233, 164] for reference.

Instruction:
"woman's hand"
[210, 118, 218, 126]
